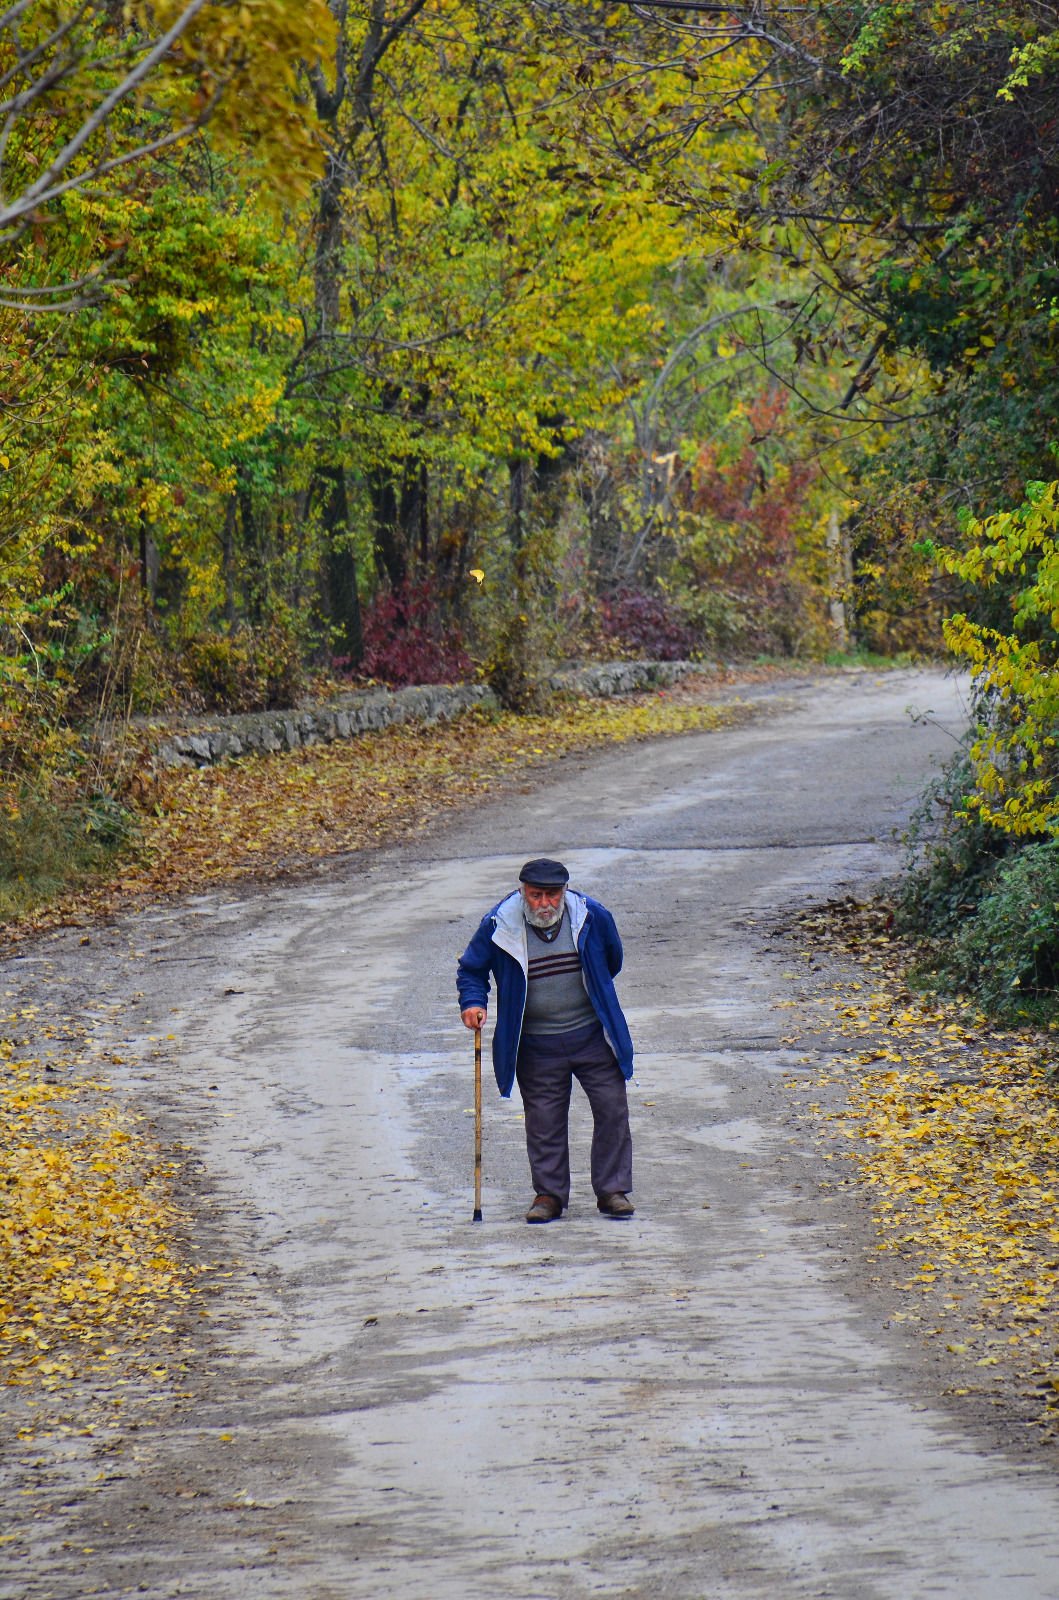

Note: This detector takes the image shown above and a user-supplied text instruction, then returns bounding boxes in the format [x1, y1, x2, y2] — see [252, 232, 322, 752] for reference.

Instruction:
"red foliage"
[689, 390, 816, 608]
[687, 387, 819, 643]
[356, 580, 472, 687]
[598, 588, 699, 660]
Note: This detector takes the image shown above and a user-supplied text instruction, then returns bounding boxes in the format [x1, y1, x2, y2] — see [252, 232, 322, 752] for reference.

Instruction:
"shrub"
[359, 580, 472, 687]
[892, 740, 1059, 1019]
[181, 622, 304, 713]
[949, 843, 1059, 1017]
[485, 613, 552, 711]
[894, 747, 1018, 939]
[672, 588, 747, 654]
[597, 588, 701, 661]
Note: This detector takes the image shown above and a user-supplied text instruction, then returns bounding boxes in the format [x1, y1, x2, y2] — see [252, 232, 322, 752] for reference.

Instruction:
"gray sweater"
[522, 911, 598, 1035]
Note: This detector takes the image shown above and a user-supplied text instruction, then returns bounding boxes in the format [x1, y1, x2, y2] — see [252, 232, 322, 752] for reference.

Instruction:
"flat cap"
[519, 857, 570, 888]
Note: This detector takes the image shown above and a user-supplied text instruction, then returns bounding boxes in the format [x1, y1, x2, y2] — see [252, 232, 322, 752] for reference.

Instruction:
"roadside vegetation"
[894, 737, 1059, 1029]
[787, 902, 1059, 1440]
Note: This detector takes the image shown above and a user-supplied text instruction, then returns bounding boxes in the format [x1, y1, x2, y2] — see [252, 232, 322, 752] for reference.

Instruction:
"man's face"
[521, 884, 564, 927]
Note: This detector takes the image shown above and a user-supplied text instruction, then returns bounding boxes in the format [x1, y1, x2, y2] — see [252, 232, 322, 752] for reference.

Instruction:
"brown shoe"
[597, 1192, 635, 1218]
[525, 1194, 563, 1223]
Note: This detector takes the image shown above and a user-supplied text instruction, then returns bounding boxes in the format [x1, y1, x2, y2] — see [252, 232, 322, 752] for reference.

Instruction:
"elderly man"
[457, 858, 635, 1223]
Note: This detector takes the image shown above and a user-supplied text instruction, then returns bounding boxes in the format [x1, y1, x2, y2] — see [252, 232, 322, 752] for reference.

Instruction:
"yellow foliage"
[940, 477, 1059, 835]
[163, 0, 334, 201]
[0, 1055, 195, 1388]
[835, 1049, 1058, 1332]
[790, 907, 1059, 1424]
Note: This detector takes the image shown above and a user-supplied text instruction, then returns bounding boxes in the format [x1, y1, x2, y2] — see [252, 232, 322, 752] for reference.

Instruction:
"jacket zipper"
[505, 913, 529, 1064]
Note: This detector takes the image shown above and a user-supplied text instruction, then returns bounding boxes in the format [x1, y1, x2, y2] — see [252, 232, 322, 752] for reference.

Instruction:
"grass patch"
[819, 648, 922, 669]
[0, 787, 135, 922]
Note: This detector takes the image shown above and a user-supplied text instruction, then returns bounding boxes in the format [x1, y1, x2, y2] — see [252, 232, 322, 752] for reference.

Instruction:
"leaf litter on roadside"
[2, 692, 734, 944]
[0, 1018, 201, 1396]
[782, 900, 1059, 1438]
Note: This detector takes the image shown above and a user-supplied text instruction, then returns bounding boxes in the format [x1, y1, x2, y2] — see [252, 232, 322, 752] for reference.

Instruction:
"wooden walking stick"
[472, 1025, 483, 1222]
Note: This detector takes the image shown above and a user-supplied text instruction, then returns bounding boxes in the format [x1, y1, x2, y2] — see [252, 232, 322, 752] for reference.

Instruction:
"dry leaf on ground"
[784, 902, 1059, 1436]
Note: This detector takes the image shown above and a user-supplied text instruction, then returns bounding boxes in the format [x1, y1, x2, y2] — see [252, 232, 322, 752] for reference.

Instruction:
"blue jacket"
[456, 890, 634, 1096]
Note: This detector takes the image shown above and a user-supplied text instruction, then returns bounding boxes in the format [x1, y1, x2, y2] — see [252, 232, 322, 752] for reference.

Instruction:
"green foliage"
[895, 747, 1018, 941]
[947, 843, 1059, 1022]
[888, 741, 1059, 1021]
[888, 741, 1059, 1023]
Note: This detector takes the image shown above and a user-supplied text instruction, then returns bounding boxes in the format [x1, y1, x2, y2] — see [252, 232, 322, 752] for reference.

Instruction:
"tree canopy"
[9, 0, 1059, 830]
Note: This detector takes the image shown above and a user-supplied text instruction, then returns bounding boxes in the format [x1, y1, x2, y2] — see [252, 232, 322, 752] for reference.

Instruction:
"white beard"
[522, 890, 565, 929]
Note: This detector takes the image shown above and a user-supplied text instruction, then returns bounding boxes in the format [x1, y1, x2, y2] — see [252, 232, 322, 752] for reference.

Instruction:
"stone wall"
[156, 683, 496, 768]
[550, 660, 695, 697]
[151, 660, 698, 769]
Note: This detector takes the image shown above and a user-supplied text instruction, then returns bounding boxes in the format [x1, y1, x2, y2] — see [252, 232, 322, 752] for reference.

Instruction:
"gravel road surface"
[11, 668, 1059, 1600]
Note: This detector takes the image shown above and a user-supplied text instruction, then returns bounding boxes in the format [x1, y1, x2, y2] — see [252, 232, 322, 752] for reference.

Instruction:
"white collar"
[491, 889, 588, 971]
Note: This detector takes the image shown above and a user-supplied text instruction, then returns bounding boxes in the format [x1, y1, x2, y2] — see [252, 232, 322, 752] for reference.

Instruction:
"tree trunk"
[402, 459, 429, 565]
[314, 152, 344, 334]
[222, 494, 237, 627]
[319, 466, 363, 663]
[509, 457, 527, 548]
[370, 476, 407, 589]
[137, 503, 158, 601]
[237, 479, 263, 624]
[826, 509, 849, 652]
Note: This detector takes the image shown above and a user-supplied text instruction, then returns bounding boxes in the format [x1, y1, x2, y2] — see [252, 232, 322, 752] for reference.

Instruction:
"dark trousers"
[515, 1021, 633, 1208]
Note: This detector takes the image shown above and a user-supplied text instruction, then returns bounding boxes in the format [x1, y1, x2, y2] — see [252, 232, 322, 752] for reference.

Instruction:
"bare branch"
[0, 270, 110, 296]
[0, 93, 226, 246]
[0, 3, 86, 104]
[310, 0, 347, 121]
[0, 0, 213, 229]
[839, 332, 886, 411]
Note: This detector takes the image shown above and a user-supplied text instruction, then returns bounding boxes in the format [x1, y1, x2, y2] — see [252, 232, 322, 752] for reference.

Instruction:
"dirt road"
[12, 668, 1059, 1599]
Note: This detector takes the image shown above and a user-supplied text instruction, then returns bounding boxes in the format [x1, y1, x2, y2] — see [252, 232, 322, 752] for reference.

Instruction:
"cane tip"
[472, 1208, 483, 1222]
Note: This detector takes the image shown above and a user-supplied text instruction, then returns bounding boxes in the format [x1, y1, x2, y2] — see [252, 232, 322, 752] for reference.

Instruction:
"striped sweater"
[522, 910, 598, 1035]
